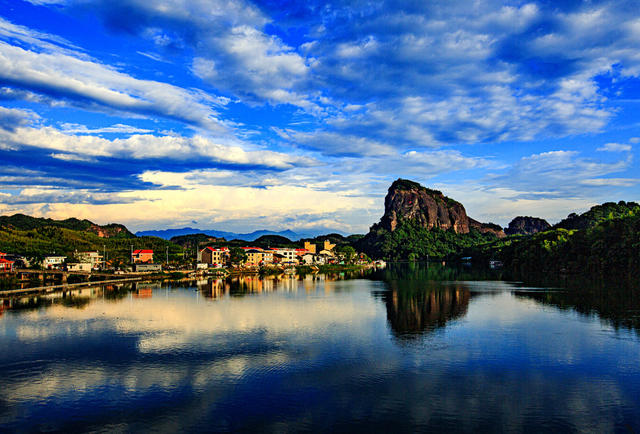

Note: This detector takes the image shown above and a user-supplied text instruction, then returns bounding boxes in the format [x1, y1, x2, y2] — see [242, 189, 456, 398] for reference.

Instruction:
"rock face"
[88, 223, 132, 238]
[504, 216, 550, 236]
[380, 179, 470, 233]
[378, 179, 505, 238]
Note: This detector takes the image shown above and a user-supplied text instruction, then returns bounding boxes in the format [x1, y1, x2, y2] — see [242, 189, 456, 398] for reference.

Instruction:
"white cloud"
[0, 110, 315, 169]
[597, 142, 632, 152]
[58, 123, 153, 135]
[0, 19, 226, 132]
[0, 124, 315, 168]
[193, 25, 313, 108]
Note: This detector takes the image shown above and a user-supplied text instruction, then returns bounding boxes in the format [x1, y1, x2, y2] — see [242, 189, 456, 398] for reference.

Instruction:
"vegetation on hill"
[357, 218, 500, 261]
[499, 213, 640, 283]
[170, 233, 226, 249]
[0, 214, 134, 238]
[0, 223, 183, 265]
[252, 235, 297, 247]
[554, 201, 639, 230]
[460, 201, 640, 285]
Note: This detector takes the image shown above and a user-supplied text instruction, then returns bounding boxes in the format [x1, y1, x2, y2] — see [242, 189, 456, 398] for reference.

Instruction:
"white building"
[77, 251, 103, 269]
[270, 248, 297, 264]
[43, 256, 66, 269]
[67, 263, 92, 272]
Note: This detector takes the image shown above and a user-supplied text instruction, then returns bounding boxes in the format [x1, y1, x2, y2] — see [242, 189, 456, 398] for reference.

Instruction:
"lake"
[1, 265, 639, 432]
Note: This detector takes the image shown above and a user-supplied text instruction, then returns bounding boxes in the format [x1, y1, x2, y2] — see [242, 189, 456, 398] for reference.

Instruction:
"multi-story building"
[241, 247, 264, 266]
[323, 240, 336, 251]
[261, 250, 274, 264]
[77, 251, 103, 269]
[303, 241, 316, 254]
[269, 248, 297, 264]
[132, 250, 153, 264]
[199, 247, 230, 268]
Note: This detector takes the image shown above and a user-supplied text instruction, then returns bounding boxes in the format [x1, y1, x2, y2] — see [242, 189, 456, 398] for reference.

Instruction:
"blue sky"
[0, 0, 639, 233]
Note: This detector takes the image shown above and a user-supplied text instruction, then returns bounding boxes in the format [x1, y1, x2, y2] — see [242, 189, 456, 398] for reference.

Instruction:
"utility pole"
[166, 246, 169, 265]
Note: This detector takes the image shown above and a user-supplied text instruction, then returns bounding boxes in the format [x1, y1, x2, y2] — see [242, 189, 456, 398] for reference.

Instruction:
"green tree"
[229, 247, 247, 265]
[337, 245, 356, 263]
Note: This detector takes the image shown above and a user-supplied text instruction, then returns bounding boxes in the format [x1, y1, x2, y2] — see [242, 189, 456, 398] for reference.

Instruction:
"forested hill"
[0, 214, 181, 263]
[554, 201, 639, 230]
[0, 214, 134, 238]
[465, 201, 640, 285]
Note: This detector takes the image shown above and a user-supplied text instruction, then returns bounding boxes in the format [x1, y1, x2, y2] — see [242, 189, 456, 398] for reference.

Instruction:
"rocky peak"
[380, 179, 469, 233]
[379, 179, 505, 237]
[505, 216, 550, 236]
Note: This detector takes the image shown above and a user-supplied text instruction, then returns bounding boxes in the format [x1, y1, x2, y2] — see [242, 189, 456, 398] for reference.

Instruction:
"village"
[0, 239, 382, 278]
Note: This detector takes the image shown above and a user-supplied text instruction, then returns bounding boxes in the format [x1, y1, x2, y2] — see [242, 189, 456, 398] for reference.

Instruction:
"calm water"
[1, 266, 639, 432]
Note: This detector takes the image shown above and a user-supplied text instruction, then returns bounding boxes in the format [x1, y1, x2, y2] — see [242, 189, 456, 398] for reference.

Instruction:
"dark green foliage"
[482, 222, 503, 232]
[473, 211, 640, 285]
[0, 214, 134, 238]
[252, 235, 295, 247]
[554, 201, 639, 230]
[0, 225, 183, 264]
[300, 233, 346, 245]
[391, 178, 428, 191]
[170, 233, 225, 249]
[229, 247, 247, 264]
[358, 218, 499, 260]
[335, 245, 356, 262]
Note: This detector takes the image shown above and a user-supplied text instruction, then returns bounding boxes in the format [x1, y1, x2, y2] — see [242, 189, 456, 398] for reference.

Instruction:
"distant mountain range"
[134, 227, 347, 241]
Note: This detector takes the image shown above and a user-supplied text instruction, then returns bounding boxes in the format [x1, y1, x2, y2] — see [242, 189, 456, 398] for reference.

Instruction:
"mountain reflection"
[382, 284, 471, 338]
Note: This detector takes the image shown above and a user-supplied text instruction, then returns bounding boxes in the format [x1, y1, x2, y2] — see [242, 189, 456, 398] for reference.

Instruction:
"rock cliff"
[377, 179, 505, 238]
[504, 216, 550, 236]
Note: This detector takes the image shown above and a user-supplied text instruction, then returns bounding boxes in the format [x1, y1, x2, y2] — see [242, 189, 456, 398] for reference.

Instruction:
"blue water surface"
[0, 269, 639, 432]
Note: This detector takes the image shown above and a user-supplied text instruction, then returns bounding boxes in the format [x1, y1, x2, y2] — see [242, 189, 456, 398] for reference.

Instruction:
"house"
[132, 249, 153, 264]
[199, 247, 230, 268]
[77, 251, 103, 269]
[2, 253, 29, 268]
[43, 256, 66, 269]
[0, 253, 14, 272]
[301, 253, 316, 265]
[67, 263, 92, 272]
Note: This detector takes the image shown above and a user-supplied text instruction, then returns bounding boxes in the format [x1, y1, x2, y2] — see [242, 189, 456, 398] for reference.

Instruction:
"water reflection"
[381, 284, 470, 339]
[1, 270, 639, 432]
[515, 286, 640, 335]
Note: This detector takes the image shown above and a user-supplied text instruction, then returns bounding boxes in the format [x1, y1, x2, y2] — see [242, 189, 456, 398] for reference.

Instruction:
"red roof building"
[0, 258, 14, 272]
[132, 249, 154, 264]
